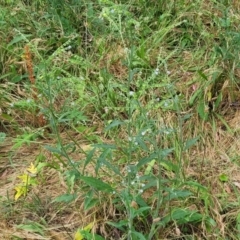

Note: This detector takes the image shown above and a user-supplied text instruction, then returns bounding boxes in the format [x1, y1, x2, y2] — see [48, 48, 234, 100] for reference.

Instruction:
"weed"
[1, 0, 240, 239]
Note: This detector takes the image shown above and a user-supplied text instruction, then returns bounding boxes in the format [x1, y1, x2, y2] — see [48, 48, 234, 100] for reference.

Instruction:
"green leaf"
[7, 34, 31, 47]
[0, 113, 13, 121]
[93, 143, 116, 149]
[0, 132, 6, 143]
[197, 70, 208, 81]
[78, 231, 105, 240]
[132, 231, 146, 240]
[219, 173, 229, 182]
[135, 136, 149, 151]
[236, 213, 240, 238]
[0, 73, 12, 81]
[197, 99, 208, 120]
[105, 120, 125, 131]
[58, 110, 87, 123]
[144, 159, 155, 175]
[44, 145, 66, 157]
[162, 208, 203, 226]
[160, 160, 178, 172]
[137, 153, 158, 168]
[213, 92, 222, 111]
[13, 132, 39, 149]
[184, 181, 208, 191]
[95, 148, 121, 175]
[159, 148, 174, 158]
[75, 222, 94, 240]
[189, 87, 202, 106]
[83, 147, 97, 173]
[84, 190, 99, 211]
[184, 137, 199, 151]
[164, 189, 193, 201]
[65, 170, 81, 189]
[136, 195, 148, 207]
[205, 216, 216, 232]
[138, 149, 174, 169]
[171, 208, 203, 224]
[80, 176, 113, 192]
[99, 158, 121, 175]
[36, 162, 48, 172]
[106, 220, 127, 231]
[53, 193, 77, 203]
[133, 207, 151, 217]
[84, 198, 99, 211]
[214, 113, 233, 134]
[17, 222, 45, 235]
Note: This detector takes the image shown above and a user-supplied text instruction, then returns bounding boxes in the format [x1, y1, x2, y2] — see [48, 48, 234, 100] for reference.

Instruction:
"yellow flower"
[74, 222, 94, 240]
[14, 185, 27, 201]
[27, 162, 38, 176]
[18, 174, 30, 184]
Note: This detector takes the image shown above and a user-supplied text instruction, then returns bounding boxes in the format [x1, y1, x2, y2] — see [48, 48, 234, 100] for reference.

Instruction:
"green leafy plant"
[1, 1, 240, 239]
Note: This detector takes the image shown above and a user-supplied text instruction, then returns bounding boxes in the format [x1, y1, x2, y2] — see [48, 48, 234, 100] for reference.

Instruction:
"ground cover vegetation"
[0, 0, 240, 239]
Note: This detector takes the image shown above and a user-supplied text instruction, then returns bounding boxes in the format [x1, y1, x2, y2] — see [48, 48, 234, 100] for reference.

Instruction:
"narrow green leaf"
[44, 145, 66, 157]
[0, 73, 12, 80]
[214, 113, 233, 134]
[0, 113, 13, 121]
[93, 143, 116, 149]
[135, 136, 149, 151]
[83, 147, 96, 173]
[160, 160, 178, 172]
[197, 70, 208, 81]
[189, 87, 202, 106]
[184, 137, 199, 151]
[171, 208, 203, 224]
[236, 213, 240, 238]
[197, 99, 208, 120]
[137, 152, 158, 168]
[164, 189, 193, 201]
[106, 220, 127, 231]
[84, 189, 99, 211]
[17, 222, 45, 235]
[84, 198, 99, 211]
[213, 92, 222, 111]
[144, 159, 155, 175]
[105, 120, 125, 131]
[80, 176, 113, 192]
[80, 231, 105, 240]
[7, 34, 31, 46]
[138, 148, 173, 168]
[13, 132, 38, 149]
[133, 207, 151, 217]
[100, 158, 121, 175]
[132, 231, 147, 240]
[184, 181, 207, 191]
[0, 132, 6, 143]
[53, 193, 77, 203]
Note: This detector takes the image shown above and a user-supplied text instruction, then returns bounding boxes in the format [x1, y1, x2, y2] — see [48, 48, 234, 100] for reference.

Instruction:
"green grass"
[1, 0, 240, 239]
